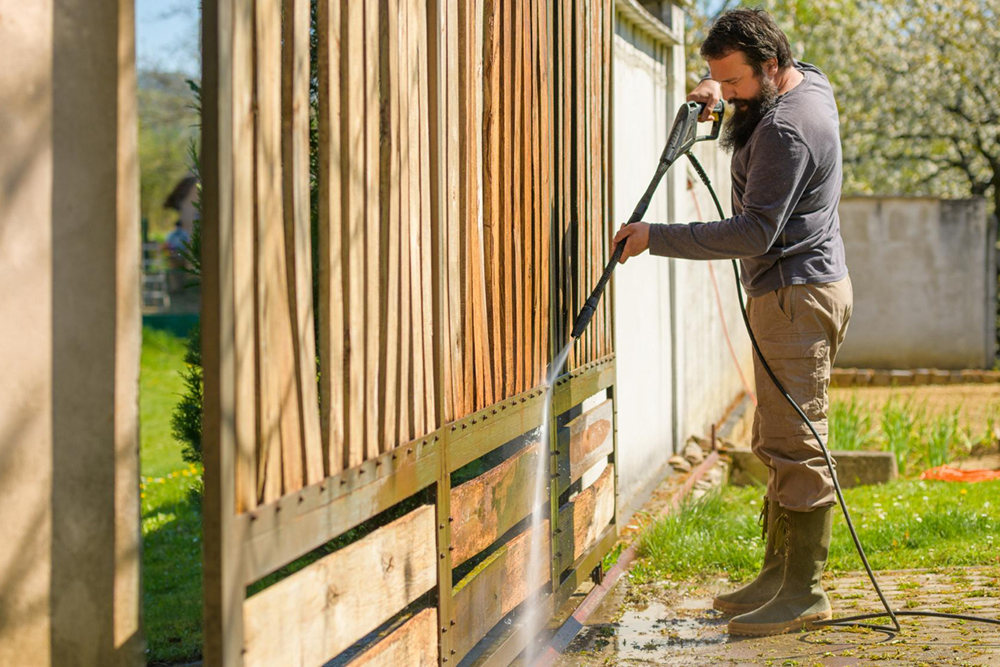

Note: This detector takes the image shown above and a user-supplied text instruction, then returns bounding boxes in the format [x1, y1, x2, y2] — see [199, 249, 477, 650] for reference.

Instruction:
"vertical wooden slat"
[256, 0, 303, 501]
[283, 0, 324, 485]
[601, 0, 612, 358]
[318, 0, 345, 476]
[380, 0, 401, 452]
[538, 0, 551, 371]
[344, 0, 367, 469]
[233, 0, 257, 513]
[532, 0, 540, 384]
[560, 0, 580, 370]
[445, 0, 462, 420]
[202, 0, 249, 660]
[585, 2, 592, 361]
[398, 0, 413, 444]
[521, 0, 534, 389]
[512, 0, 525, 394]
[458, 0, 474, 414]
[417, 0, 437, 429]
[501, 1, 514, 399]
[483, 0, 504, 403]
[406, 0, 428, 438]
[364, 0, 381, 460]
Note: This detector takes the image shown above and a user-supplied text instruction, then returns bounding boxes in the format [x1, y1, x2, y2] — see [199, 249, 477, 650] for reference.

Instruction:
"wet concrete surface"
[552, 567, 1000, 666]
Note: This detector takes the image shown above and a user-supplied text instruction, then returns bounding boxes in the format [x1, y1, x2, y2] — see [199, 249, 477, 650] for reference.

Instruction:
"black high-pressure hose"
[683, 151, 1000, 635]
[569, 120, 1000, 633]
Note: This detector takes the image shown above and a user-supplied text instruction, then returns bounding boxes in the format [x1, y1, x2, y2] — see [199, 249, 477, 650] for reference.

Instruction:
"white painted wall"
[836, 197, 996, 369]
[612, 4, 752, 519]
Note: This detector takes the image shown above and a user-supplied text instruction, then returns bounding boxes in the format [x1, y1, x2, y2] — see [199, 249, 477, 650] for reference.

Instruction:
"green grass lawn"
[140, 327, 203, 664]
[632, 480, 1000, 586]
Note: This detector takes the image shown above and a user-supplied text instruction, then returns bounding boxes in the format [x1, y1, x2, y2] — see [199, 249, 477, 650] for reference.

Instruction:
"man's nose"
[721, 85, 736, 101]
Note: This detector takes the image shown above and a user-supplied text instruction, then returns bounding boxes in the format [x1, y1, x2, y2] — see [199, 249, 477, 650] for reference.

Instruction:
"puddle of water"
[572, 601, 728, 659]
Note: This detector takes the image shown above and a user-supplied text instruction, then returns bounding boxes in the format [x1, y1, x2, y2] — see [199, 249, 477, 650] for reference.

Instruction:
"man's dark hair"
[700, 7, 793, 75]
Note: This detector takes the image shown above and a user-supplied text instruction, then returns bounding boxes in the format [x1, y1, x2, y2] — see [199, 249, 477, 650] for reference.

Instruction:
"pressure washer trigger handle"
[695, 100, 725, 144]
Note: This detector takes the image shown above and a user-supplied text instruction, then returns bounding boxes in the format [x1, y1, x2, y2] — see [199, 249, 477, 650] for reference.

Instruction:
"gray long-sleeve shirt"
[648, 61, 848, 298]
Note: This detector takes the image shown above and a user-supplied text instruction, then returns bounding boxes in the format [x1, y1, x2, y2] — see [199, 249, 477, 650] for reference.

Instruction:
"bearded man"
[612, 7, 852, 636]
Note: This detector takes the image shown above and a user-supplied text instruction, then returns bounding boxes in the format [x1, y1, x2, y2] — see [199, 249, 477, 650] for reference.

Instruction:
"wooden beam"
[202, 0, 250, 661]
[555, 463, 614, 574]
[350, 608, 439, 667]
[556, 398, 613, 494]
[450, 441, 543, 566]
[451, 521, 551, 661]
[242, 436, 439, 585]
[243, 505, 437, 666]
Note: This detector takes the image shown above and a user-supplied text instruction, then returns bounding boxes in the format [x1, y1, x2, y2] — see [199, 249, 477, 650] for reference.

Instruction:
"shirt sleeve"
[648, 124, 814, 260]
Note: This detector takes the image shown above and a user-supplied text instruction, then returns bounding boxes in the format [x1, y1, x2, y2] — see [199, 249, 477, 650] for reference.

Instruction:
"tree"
[687, 0, 1000, 215]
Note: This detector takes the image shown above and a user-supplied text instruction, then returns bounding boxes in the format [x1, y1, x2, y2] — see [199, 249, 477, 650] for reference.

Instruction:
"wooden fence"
[202, 0, 615, 665]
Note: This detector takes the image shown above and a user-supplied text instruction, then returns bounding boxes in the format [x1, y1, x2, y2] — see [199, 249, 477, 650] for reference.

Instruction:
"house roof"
[164, 175, 198, 210]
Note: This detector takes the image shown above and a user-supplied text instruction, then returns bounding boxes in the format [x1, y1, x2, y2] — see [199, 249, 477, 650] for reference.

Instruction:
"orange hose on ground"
[919, 465, 1000, 483]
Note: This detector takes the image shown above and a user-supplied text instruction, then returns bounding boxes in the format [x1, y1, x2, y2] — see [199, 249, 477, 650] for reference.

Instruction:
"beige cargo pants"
[748, 276, 853, 511]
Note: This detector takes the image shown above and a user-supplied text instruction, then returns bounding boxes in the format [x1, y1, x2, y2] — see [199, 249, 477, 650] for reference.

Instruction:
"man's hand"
[688, 78, 722, 122]
[612, 222, 650, 264]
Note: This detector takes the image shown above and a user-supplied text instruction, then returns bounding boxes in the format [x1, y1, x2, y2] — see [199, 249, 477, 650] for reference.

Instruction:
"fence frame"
[201, 0, 618, 664]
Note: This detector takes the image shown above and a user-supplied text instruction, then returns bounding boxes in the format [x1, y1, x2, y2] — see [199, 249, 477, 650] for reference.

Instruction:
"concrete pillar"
[0, 1, 143, 665]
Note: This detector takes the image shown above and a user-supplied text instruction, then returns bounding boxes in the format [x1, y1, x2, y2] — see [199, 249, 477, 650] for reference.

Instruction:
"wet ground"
[552, 567, 1000, 666]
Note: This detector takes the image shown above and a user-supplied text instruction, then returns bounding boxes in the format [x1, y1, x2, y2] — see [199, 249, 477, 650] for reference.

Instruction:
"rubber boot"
[727, 504, 834, 636]
[713, 495, 786, 614]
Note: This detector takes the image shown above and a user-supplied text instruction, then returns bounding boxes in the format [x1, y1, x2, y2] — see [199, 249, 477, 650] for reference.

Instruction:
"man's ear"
[765, 57, 779, 78]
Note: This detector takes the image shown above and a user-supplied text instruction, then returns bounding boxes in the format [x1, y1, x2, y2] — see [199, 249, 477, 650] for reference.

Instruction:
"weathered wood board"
[243, 505, 436, 666]
[349, 607, 439, 667]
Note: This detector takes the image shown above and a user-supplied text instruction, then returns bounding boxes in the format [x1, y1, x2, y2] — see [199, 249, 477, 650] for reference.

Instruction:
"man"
[613, 8, 852, 636]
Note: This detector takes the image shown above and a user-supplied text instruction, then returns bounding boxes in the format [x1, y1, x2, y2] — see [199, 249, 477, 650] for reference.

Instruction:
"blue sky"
[136, 0, 200, 77]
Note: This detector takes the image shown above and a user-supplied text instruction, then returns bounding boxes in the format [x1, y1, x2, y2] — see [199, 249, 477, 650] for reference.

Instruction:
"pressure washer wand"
[570, 101, 724, 339]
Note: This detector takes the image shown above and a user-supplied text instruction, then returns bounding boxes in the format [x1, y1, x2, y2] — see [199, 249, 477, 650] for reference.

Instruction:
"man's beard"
[721, 75, 780, 153]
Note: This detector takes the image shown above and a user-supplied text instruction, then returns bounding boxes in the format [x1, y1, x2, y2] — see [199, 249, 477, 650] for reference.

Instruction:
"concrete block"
[950, 370, 966, 384]
[983, 371, 1000, 384]
[961, 369, 984, 383]
[855, 369, 874, 386]
[726, 447, 897, 489]
[931, 369, 951, 385]
[831, 369, 856, 387]
[871, 370, 893, 387]
[890, 370, 914, 386]
[913, 369, 932, 385]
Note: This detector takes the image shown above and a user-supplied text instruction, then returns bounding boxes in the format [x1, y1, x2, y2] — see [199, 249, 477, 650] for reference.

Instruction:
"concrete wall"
[612, 3, 752, 519]
[837, 197, 996, 370]
[0, 1, 143, 664]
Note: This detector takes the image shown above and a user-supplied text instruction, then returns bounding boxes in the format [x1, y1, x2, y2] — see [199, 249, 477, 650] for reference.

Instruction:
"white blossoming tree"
[688, 0, 1000, 215]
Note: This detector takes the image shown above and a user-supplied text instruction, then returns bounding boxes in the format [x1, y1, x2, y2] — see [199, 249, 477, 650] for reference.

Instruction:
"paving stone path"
[552, 567, 1000, 666]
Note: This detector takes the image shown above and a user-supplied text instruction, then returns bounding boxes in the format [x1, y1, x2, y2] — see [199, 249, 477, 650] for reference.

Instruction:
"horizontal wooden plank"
[350, 607, 439, 667]
[243, 505, 437, 667]
[552, 522, 618, 613]
[450, 441, 543, 567]
[552, 354, 615, 416]
[241, 436, 439, 584]
[556, 399, 613, 495]
[452, 521, 550, 661]
[447, 385, 547, 473]
[555, 464, 614, 574]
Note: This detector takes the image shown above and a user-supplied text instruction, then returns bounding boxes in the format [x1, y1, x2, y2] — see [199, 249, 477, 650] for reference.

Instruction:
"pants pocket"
[754, 334, 830, 439]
